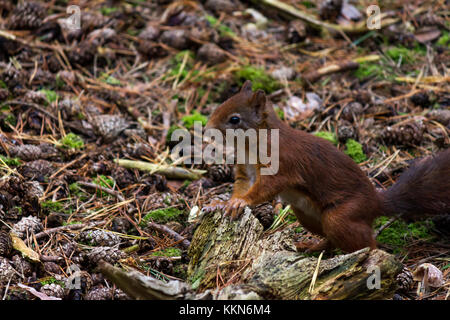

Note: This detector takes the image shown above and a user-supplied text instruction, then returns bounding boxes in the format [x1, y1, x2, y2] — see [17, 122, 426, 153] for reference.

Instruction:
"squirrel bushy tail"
[380, 148, 450, 219]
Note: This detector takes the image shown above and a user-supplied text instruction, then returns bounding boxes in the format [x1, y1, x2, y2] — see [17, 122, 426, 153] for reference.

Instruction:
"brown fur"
[204, 81, 450, 253]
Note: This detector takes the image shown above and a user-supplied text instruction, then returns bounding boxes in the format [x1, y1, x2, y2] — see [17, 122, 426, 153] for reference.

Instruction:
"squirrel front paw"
[224, 197, 248, 221]
[202, 199, 227, 213]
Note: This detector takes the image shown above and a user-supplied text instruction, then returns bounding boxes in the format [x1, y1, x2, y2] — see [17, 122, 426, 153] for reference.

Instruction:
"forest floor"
[0, 0, 448, 300]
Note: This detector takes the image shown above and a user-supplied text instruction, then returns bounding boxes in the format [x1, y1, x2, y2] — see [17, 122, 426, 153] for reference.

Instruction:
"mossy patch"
[234, 66, 281, 93]
[140, 207, 185, 225]
[181, 111, 208, 129]
[39, 89, 59, 104]
[314, 131, 338, 145]
[374, 216, 434, 254]
[100, 72, 121, 86]
[344, 139, 366, 163]
[205, 15, 236, 37]
[437, 31, 450, 47]
[59, 133, 84, 149]
[0, 155, 21, 166]
[167, 50, 199, 82]
[92, 175, 115, 197]
[151, 247, 182, 257]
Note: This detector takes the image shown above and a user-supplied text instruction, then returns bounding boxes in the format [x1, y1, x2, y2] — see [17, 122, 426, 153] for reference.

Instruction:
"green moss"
[151, 247, 182, 257]
[59, 133, 84, 149]
[344, 139, 366, 163]
[437, 31, 450, 47]
[100, 72, 121, 86]
[0, 155, 21, 166]
[234, 66, 281, 93]
[100, 7, 118, 16]
[0, 80, 7, 89]
[140, 207, 185, 225]
[205, 15, 236, 37]
[374, 217, 434, 254]
[93, 175, 115, 197]
[4, 113, 16, 126]
[41, 200, 64, 212]
[182, 111, 208, 129]
[386, 46, 415, 64]
[314, 131, 338, 145]
[40, 276, 65, 287]
[39, 89, 59, 104]
[354, 62, 384, 80]
[167, 50, 199, 82]
[167, 125, 182, 143]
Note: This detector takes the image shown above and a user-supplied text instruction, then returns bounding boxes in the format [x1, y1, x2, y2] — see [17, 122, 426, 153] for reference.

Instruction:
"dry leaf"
[10, 233, 40, 262]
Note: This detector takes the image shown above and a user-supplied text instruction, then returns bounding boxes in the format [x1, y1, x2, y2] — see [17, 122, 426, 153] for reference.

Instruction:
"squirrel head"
[205, 80, 269, 133]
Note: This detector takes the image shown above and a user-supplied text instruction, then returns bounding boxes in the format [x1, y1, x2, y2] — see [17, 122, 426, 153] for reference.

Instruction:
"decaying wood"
[115, 159, 206, 180]
[99, 208, 403, 300]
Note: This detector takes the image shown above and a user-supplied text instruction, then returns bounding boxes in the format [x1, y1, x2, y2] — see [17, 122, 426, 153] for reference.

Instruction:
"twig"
[253, 0, 406, 34]
[146, 222, 190, 249]
[375, 214, 404, 238]
[115, 159, 206, 180]
[77, 181, 125, 202]
[34, 221, 104, 240]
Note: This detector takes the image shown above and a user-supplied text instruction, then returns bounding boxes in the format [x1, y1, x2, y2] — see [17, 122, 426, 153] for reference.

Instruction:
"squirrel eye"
[229, 116, 240, 124]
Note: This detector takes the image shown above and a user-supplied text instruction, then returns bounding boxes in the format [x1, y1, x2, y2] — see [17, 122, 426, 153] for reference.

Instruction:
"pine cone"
[9, 144, 42, 161]
[43, 261, 61, 274]
[112, 166, 135, 189]
[12, 216, 43, 239]
[381, 122, 425, 146]
[1, 66, 27, 89]
[396, 266, 414, 292]
[0, 88, 9, 100]
[147, 256, 173, 275]
[68, 41, 97, 66]
[12, 255, 33, 276]
[111, 217, 131, 234]
[197, 43, 227, 65]
[207, 164, 234, 183]
[251, 203, 274, 229]
[90, 114, 129, 141]
[409, 92, 430, 108]
[19, 159, 54, 181]
[337, 120, 356, 142]
[8, 2, 46, 30]
[88, 246, 127, 265]
[342, 101, 363, 121]
[0, 257, 17, 284]
[160, 29, 190, 50]
[40, 283, 65, 299]
[0, 231, 12, 257]
[85, 287, 128, 300]
[78, 230, 121, 247]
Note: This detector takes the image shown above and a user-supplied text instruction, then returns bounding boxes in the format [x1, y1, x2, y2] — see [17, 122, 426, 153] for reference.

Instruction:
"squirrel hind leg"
[295, 239, 333, 253]
[321, 205, 377, 253]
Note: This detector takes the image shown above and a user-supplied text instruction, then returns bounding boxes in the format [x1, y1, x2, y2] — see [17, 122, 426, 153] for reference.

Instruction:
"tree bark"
[99, 208, 403, 300]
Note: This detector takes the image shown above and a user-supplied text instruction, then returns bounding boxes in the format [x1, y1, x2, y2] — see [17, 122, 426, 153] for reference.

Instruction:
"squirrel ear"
[241, 80, 253, 93]
[253, 89, 267, 109]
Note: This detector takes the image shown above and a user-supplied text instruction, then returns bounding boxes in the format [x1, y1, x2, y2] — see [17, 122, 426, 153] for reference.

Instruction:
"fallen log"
[99, 207, 403, 299]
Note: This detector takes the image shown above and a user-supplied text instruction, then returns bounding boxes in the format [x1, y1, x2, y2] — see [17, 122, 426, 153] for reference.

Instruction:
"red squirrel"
[203, 80, 450, 253]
